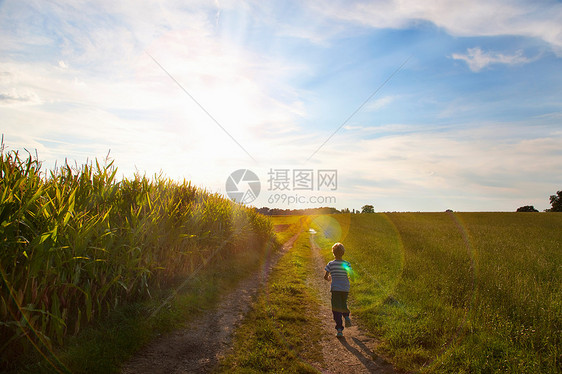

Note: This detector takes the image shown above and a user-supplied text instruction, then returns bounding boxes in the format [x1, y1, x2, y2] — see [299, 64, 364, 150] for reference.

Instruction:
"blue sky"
[1, 0, 561, 211]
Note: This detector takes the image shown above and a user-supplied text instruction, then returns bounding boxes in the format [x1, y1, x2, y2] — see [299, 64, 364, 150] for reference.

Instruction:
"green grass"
[219, 217, 323, 373]
[270, 215, 307, 244]
[312, 212, 562, 373]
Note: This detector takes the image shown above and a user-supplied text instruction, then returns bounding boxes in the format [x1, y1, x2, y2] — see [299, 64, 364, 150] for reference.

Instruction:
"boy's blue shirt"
[325, 259, 351, 292]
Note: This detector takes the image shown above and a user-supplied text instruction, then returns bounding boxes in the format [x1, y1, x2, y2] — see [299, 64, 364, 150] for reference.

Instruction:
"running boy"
[324, 242, 353, 337]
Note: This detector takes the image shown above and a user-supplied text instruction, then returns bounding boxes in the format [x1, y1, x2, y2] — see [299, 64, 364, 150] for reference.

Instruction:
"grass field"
[311, 212, 562, 373]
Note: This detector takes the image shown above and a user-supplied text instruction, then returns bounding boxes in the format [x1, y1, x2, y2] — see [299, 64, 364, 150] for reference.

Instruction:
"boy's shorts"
[331, 291, 349, 313]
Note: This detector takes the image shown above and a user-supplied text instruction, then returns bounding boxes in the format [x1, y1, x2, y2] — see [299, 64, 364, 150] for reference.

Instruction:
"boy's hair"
[332, 242, 345, 258]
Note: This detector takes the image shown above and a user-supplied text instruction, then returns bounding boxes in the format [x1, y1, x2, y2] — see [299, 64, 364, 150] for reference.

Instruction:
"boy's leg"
[341, 291, 350, 316]
[341, 291, 351, 326]
[332, 310, 344, 331]
[331, 291, 349, 330]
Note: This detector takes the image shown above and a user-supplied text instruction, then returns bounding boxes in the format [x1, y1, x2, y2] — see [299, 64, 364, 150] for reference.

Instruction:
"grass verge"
[219, 220, 324, 373]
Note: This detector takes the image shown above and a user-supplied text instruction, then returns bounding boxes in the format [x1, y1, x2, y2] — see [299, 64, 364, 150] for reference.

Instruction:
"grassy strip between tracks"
[220, 222, 324, 373]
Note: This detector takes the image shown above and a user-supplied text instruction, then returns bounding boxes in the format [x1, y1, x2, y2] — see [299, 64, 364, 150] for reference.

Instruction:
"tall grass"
[0, 147, 273, 370]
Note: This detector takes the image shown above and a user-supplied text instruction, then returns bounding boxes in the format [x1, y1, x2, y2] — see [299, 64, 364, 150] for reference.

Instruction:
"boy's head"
[332, 242, 345, 258]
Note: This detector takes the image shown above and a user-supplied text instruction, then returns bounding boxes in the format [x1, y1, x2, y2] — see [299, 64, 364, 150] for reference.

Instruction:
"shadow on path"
[337, 336, 396, 373]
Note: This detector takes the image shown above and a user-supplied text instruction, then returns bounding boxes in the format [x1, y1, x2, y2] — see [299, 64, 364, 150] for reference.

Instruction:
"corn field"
[0, 146, 274, 367]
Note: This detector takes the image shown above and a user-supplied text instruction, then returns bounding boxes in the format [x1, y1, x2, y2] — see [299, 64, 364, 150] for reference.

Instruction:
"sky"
[1, 0, 561, 212]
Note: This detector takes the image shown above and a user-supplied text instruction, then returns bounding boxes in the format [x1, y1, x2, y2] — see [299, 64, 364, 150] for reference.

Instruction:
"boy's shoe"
[336, 329, 343, 337]
[345, 317, 352, 327]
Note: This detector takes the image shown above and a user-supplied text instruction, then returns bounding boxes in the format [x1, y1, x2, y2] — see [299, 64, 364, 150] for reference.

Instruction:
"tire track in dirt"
[120, 233, 300, 374]
[307, 234, 399, 374]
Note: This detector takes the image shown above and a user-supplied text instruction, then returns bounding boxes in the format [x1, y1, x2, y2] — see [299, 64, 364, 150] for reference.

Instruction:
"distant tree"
[548, 190, 562, 212]
[445, 209, 453, 213]
[257, 207, 271, 215]
[341, 208, 351, 213]
[361, 204, 375, 213]
[255, 206, 340, 216]
[516, 205, 538, 212]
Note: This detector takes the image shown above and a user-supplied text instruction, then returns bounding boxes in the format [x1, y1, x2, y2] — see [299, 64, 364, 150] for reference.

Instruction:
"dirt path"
[120, 234, 298, 374]
[308, 234, 399, 374]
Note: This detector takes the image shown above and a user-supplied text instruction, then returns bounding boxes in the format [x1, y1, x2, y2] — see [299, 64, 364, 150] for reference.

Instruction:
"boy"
[324, 242, 353, 337]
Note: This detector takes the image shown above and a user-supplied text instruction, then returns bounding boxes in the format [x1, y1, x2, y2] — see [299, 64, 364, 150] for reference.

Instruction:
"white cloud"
[305, 0, 562, 55]
[451, 47, 532, 72]
[365, 95, 396, 111]
[0, 90, 42, 106]
[302, 119, 562, 211]
[343, 123, 423, 134]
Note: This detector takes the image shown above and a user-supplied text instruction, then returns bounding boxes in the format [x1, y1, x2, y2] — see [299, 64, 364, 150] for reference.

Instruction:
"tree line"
[517, 190, 562, 212]
[257, 189, 562, 215]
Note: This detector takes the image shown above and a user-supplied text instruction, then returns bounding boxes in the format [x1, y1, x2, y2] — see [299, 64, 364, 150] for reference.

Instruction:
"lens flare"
[310, 214, 350, 243]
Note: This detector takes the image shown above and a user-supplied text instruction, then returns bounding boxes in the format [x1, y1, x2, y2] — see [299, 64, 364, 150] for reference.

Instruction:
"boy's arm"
[324, 270, 331, 281]
[345, 263, 356, 282]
